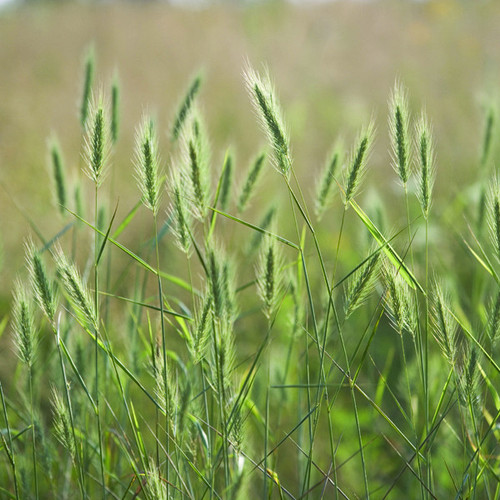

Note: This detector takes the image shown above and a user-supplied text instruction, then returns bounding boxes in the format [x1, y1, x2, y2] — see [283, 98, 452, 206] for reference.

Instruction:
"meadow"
[0, 0, 500, 498]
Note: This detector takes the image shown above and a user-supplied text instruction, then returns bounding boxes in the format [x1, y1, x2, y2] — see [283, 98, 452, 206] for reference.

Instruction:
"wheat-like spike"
[144, 467, 168, 500]
[134, 115, 162, 215]
[343, 121, 375, 205]
[171, 73, 202, 142]
[487, 178, 500, 261]
[74, 183, 84, 221]
[153, 349, 178, 423]
[244, 64, 292, 177]
[237, 151, 266, 213]
[256, 236, 283, 320]
[169, 171, 192, 255]
[48, 136, 67, 215]
[79, 46, 95, 128]
[190, 294, 212, 364]
[431, 283, 458, 366]
[315, 141, 342, 219]
[12, 279, 37, 367]
[389, 82, 411, 185]
[344, 251, 380, 319]
[221, 259, 237, 321]
[110, 72, 120, 144]
[212, 319, 236, 404]
[181, 113, 211, 219]
[26, 240, 57, 322]
[51, 388, 76, 460]
[416, 112, 435, 219]
[480, 105, 495, 169]
[219, 152, 233, 211]
[207, 247, 224, 319]
[488, 291, 500, 346]
[55, 250, 97, 330]
[457, 343, 480, 409]
[384, 265, 417, 337]
[83, 91, 110, 186]
[247, 205, 277, 255]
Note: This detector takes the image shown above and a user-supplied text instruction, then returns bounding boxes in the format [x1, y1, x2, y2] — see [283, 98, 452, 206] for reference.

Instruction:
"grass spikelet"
[237, 151, 266, 213]
[74, 183, 85, 220]
[431, 283, 458, 366]
[461, 345, 479, 407]
[315, 141, 342, 219]
[487, 290, 500, 346]
[135, 115, 162, 215]
[244, 64, 292, 177]
[26, 240, 56, 322]
[189, 294, 212, 364]
[12, 279, 37, 367]
[144, 467, 168, 500]
[247, 205, 276, 255]
[171, 73, 202, 142]
[344, 251, 380, 319]
[384, 266, 417, 337]
[416, 111, 435, 219]
[487, 178, 500, 261]
[343, 120, 374, 205]
[55, 249, 97, 330]
[110, 72, 120, 144]
[169, 171, 192, 255]
[181, 113, 210, 218]
[51, 388, 76, 460]
[219, 151, 233, 211]
[79, 46, 95, 128]
[48, 136, 67, 215]
[256, 236, 283, 320]
[389, 82, 411, 185]
[480, 105, 495, 169]
[83, 91, 110, 186]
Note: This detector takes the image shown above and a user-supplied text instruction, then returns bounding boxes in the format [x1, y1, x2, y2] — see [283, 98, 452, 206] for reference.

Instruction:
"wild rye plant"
[0, 50, 499, 499]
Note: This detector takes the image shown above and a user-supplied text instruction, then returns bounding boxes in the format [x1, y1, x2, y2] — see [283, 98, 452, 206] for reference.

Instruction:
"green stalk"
[94, 183, 106, 499]
[28, 367, 38, 499]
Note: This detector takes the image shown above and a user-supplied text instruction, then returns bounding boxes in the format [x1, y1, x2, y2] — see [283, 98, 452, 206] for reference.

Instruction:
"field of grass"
[1, 1, 500, 498]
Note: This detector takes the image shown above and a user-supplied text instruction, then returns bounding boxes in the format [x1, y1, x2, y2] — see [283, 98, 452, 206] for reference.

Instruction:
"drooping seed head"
[244, 63, 292, 177]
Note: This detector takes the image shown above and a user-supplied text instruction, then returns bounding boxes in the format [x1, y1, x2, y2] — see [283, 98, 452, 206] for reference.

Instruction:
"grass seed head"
[416, 111, 435, 219]
[171, 72, 203, 142]
[79, 45, 95, 128]
[389, 82, 411, 185]
[48, 135, 67, 216]
[12, 279, 37, 367]
[135, 115, 162, 215]
[244, 64, 292, 177]
[315, 140, 342, 219]
[237, 151, 266, 213]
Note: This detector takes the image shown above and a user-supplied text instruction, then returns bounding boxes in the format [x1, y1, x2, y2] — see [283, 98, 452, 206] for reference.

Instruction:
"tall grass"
[0, 54, 499, 500]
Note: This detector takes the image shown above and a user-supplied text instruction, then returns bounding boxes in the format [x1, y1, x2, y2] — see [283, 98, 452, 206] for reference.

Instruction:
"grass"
[1, 2, 500, 498]
[0, 42, 499, 498]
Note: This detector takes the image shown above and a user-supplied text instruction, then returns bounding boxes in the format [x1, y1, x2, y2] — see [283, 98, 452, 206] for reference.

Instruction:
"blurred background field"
[0, 0, 499, 309]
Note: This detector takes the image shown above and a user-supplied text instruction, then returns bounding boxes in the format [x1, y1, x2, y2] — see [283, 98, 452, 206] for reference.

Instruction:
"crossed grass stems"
[2, 51, 500, 499]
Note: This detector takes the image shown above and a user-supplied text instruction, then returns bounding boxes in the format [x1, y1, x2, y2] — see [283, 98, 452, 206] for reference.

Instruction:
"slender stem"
[94, 184, 106, 499]
[28, 367, 38, 499]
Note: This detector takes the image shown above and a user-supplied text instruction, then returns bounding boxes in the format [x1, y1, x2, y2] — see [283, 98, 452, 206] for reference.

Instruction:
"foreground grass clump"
[0, 53, 499, 499]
